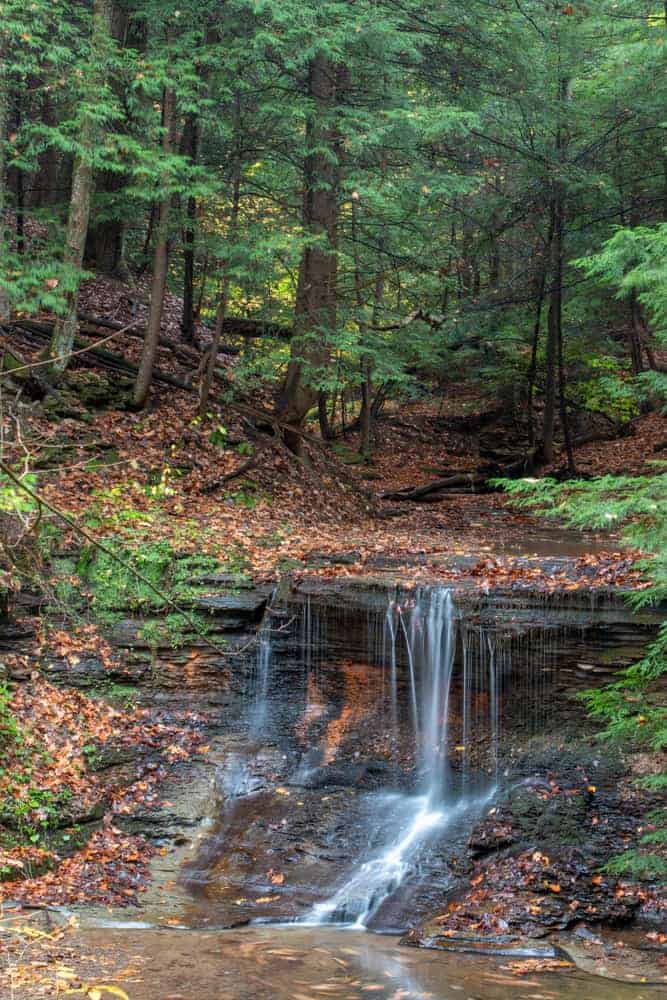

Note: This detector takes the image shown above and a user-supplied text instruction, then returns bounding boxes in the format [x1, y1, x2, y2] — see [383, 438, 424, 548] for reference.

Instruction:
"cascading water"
[303, 588, 498, 929]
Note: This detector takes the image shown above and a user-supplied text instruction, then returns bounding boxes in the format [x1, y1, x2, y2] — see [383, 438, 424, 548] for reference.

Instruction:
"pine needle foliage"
[499, 472, 667, 877]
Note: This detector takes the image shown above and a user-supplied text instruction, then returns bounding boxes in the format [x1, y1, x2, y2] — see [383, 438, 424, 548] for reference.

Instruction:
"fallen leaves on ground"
[0, 675, 211, 907]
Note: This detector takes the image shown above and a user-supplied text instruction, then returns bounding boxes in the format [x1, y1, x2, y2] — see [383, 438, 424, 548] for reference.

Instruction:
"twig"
[1, 319, 140, 377]
[201, 437, 274, 493]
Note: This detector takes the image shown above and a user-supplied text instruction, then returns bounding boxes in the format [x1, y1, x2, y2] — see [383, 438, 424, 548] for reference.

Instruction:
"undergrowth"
[499, 471, 667, 879]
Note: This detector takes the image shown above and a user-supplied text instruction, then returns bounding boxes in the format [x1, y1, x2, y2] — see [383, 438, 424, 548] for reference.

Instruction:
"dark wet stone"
[295, 764, 369, 789]
[402, 926, 565, 959]
[193, 591, 268, 619]
[42, 652, 148, 686]
[190, 573, 257, 589]
[307, 551, 362, 566]
[86, 744, 139, 772]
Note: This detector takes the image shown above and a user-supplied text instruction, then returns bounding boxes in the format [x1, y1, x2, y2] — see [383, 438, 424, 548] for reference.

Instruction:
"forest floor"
[1, 276, 666, 996]
[4, 272, 666, 587]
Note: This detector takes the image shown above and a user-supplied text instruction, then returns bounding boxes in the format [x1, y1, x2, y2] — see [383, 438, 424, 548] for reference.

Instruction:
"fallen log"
[0, 344, 56, 399]
[9, 320, 193, 391]
[201, 438, 275, 494]
[78, 310, 292, 343]
[434, 405, 505, 434]
[381, 450, 539, 503]
[218, 317, 292, 340]
[381, 472, 491, 502]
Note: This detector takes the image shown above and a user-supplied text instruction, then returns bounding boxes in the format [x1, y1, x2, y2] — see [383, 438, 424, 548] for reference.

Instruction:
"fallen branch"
[201, 438, 275, 493]
[0, 461, 236, 659]
[381, 451, 539, 502]
[2, 319, 140, 377]
[78, 310, 292, 342]
[9, 321, 192, 391]
[77, 312, 200, 364]
[381, 472, 492, 502]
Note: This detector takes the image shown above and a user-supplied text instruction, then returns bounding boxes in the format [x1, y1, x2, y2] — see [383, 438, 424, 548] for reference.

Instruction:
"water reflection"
[79, 925, 665, 1000]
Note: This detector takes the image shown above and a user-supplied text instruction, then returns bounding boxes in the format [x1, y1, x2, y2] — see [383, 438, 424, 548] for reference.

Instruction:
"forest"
[0, 1, 666, 998]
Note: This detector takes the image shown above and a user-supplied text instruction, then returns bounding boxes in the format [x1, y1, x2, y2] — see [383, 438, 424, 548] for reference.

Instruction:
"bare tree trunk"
[542, 198, 561, 465]
[0, 58, 10, 325]
[84, 3, 129, 280]
[48, 0, 113, 378]
[133, 82, 176, 409]
[30, 92, 58, 208]
[12, 102, 25, 257]
[628, 291, 645, 375]
[359, 275, 383, 461]
[195, 250, 209, 325]
[558, 305, 576, 474]
[351, 198, 371, 460]
[276, 55, 343, 454]
[84, 168, 128, 276]
[180, 112, 198, 343]
[138, 202, 157, 277]
[199, 95, 242, 416]
[527, 217, 554, 450]
[317, 391, 333, 439]
[542, 72, 569, 464]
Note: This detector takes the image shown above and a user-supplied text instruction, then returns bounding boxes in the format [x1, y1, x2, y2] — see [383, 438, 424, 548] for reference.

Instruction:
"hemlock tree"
[47, 0, 119, 378]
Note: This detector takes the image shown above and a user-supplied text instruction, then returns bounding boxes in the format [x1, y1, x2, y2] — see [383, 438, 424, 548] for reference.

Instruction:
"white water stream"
[298, 588, 499, 929]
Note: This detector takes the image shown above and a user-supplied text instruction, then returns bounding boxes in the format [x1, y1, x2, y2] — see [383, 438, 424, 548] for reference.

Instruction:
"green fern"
[498, 471, 667, 879]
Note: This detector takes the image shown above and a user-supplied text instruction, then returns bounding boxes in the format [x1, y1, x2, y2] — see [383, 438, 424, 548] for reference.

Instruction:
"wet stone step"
[191, 591, 270, 619]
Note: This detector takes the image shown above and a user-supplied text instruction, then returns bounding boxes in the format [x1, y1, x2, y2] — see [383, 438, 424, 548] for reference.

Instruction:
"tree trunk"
[0, 58, 10, 325]
[199, 95, 242, 416]
[542, 200, 561, 464]
[133, 83, 176, 409]
[11, 102, 25, 257]
[542, 73, 569, 464]
[317, 391, 334, 439]
[359, 275, 383, 461]
[628, 291, 645, 375]
[84, 168, 128, 277]
[83, 3, 129, 279]
[180, 112, 198, 343]
[30, 92, 58, 208]
[48, 0, 113, 378]
[558, 302, 576, 474]
[276, 54, 342, 454]
[527, 217, 554, 449]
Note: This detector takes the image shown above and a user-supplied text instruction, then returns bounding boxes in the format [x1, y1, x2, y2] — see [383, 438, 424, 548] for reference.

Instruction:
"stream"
[70, 582, 664, 999]
[75, 925, 662, 1000]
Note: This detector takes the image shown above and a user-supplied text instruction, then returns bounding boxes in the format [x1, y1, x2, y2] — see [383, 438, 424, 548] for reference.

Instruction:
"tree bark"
[83, 3, 129, 279]
[317, 390, 334, 440]
[628, 291, 645, 375]
[180, 112, 199, 343]
[359, 275, 383, 461]
[133, 81, 176, 409]
[199, 94, 242, 416]
[276, 55, 343, 454]
[542, 198, 561, 464]
[0, 57, 10, 325]
[527, 216, 554, 450]
[542, 72, 570, 464]
[47, 0, 113, 377]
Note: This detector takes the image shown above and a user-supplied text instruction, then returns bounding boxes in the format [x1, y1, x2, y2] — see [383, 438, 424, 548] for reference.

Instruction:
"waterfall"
[250, 588, 279, 736]
[251, 633, 272, 735]
[302, 587, 499, 929]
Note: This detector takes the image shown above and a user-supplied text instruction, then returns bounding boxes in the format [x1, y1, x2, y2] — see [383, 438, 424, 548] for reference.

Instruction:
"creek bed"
[69, 924, 666, 1000]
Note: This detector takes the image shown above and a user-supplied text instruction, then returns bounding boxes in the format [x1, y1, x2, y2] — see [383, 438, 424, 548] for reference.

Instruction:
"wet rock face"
[407, 736, 666, 952]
